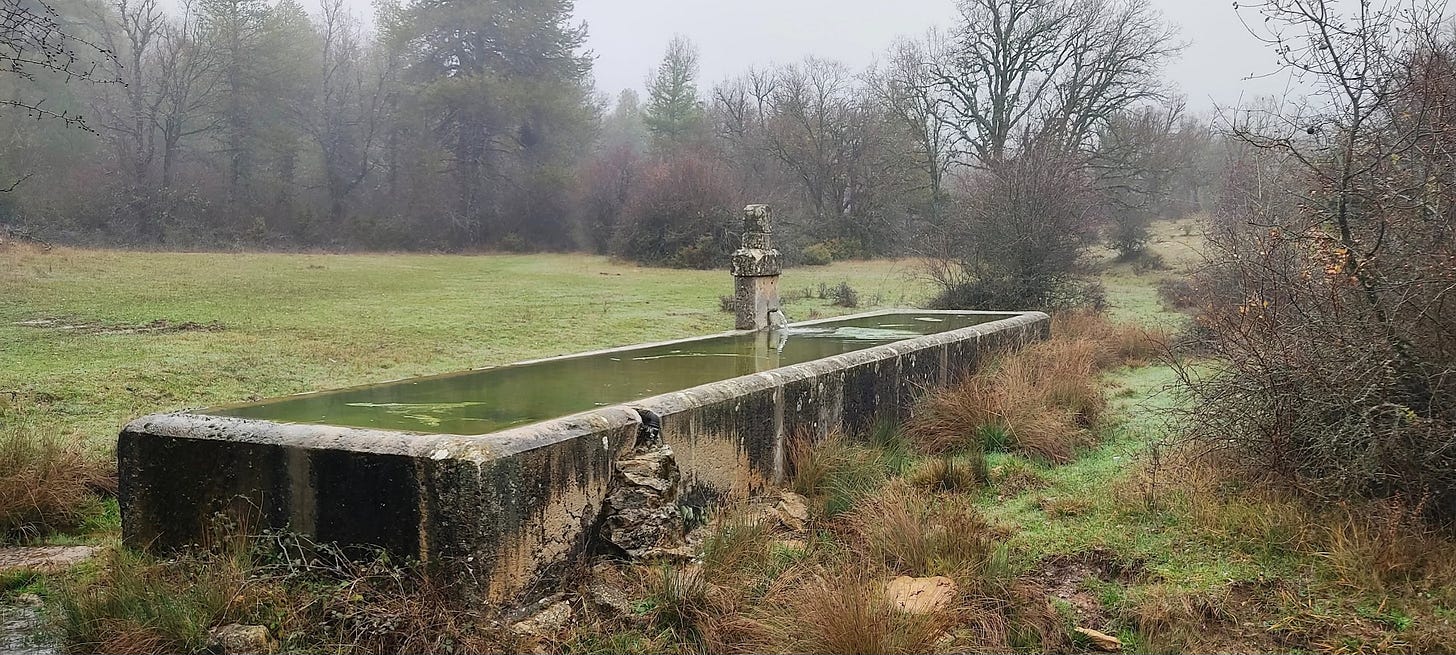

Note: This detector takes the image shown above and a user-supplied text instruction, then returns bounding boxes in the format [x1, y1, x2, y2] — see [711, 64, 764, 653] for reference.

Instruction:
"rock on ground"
[1075, 627, 1124, 652]
[0, 546, 98, 574]
[510, 599, 575, 649]
[207, 623, 276, 655]
[883, 575, 959, 615]
[773, 491, 811, 532]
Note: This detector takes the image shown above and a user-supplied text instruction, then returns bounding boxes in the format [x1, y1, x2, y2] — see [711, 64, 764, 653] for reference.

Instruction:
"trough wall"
[118, 310, 1049, 600]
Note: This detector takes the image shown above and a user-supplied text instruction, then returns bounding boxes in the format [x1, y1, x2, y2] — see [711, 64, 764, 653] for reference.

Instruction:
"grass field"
[1, 249, 932, 457]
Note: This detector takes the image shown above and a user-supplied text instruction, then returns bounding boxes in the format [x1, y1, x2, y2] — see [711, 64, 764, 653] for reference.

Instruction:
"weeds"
[906, 311, 1165, 464]
[50, 532, 504, 654]
[788, 432, 889, 517]
[847, 483, 1000, 580]
[0, 427, 112, 542]
[907, 455, 985, 492]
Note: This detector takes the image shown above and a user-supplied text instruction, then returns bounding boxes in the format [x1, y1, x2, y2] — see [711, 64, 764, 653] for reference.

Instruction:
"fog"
[572, 0, 1296, 112]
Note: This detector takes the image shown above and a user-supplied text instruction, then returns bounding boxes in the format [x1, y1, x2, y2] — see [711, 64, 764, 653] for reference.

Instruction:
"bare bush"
[610, 150, 737, 269]
[1182, 0, 1456, 522]
[926, 142, 1107, 310]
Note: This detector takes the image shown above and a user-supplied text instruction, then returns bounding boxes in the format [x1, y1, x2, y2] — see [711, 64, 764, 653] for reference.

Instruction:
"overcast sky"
[572, 0, 1300, 114]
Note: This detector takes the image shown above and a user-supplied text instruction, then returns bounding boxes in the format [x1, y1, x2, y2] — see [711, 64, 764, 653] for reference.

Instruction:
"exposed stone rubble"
[739, 490, 813, 533]
[596, 444, 686, 560]
[585, 562, 639, 621]
[772, 491, 810, 532]
[206, 623, 276, 655]
[510, 597, 574, 639]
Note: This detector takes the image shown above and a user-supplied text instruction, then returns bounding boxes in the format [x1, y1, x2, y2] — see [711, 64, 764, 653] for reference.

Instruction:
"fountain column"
[732, 204, 782, 331]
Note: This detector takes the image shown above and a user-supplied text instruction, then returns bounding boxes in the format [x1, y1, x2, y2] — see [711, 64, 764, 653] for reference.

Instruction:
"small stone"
[587, 580, 635, 619]
[1075, 627, 1124, 652]
[207, 623, 275, 655]
[883, 575, 958, 615]
[0, 546, 98, 574]
[510, 600, 574, 639]
[774, 492, 811, 532]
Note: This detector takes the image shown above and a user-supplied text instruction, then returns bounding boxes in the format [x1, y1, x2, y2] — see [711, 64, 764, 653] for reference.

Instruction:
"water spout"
[767, 308, 788, 330]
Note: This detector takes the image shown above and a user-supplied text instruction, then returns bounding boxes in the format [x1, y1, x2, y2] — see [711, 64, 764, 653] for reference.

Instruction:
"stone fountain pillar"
[732, 204, 782, 331]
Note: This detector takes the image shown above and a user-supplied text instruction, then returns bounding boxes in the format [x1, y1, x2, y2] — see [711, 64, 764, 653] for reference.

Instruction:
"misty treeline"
[1, 0, 1212, 281]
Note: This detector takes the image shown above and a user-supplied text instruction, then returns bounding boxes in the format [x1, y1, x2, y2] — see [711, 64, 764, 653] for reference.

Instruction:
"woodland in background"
[1, 0, 1213, 287]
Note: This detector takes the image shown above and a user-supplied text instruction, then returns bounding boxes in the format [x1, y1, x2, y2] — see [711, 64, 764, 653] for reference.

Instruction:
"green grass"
[1, 247, 931, 457]
[1096, 216, 1203, 325]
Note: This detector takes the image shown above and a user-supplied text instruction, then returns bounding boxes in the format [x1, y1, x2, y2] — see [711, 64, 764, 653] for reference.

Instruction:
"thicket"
[1179, 1, 1456, 523]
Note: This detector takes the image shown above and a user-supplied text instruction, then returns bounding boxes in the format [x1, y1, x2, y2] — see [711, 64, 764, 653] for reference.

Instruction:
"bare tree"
[928, 0, 1180, 166]
[1, 0, 115, 131]
[870, 36, 958, 227]
[153, 0, 218, 192]
[305, 0, 382, 231]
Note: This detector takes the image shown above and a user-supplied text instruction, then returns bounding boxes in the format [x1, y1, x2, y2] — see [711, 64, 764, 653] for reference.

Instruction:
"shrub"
[830, 281, 859, 308]
[610, 153, 737, 269]
[821, 237, 867, 261]
[925, 142, 1106, 311]
[801, 243, 833, 266]
[1156, 277, 1201, 311]
[1178, 6, 1456, 524]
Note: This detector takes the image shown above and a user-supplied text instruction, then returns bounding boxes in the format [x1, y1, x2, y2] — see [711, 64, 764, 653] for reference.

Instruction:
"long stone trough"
[118, 309, 1049, 599]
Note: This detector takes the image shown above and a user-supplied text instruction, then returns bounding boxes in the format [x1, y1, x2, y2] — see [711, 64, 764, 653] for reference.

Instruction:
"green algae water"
[210, 312, 1010, 435]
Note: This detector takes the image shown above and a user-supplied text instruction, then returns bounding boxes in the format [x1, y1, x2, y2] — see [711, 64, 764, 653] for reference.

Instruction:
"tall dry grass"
[53, 532, 506, 654]
[1116, 449, 1456, 652]
[846, 482, 1001, 580]
[0, 428, 112, 541]
[906, 311, 1167, 463]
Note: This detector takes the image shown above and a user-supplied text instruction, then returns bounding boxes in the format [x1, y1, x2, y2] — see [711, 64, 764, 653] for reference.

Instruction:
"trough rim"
[120, 309, 1048, 461]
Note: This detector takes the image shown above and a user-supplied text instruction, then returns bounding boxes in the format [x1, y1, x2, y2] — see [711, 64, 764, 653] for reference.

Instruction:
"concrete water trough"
[118, 308, 1048, 599]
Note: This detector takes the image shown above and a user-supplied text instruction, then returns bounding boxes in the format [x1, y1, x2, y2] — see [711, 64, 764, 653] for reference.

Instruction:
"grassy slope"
[1, 248, 929, 454]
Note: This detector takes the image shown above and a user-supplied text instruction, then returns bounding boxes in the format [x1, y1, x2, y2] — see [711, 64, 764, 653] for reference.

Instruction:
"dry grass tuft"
[764, 571, 951, 655]
[1053, 309, 1173, 368]
[908, 311, 1166, 464]
[788, 431, 890, 516]
[847, 483, 999, 580]
[907, 455, 985, 492]
[0, 428, 112, 541]
[1127, 583, 1246, 654]
[53, 532, 505, 655]
[1320, 498, 1456, 596]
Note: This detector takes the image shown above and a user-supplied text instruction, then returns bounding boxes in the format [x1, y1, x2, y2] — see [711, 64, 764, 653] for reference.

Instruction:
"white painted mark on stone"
[430, 449, 450, 460]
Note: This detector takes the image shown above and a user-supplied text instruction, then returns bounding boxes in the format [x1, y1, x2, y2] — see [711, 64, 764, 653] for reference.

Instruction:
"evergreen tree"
[643, 35, 704, 152]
